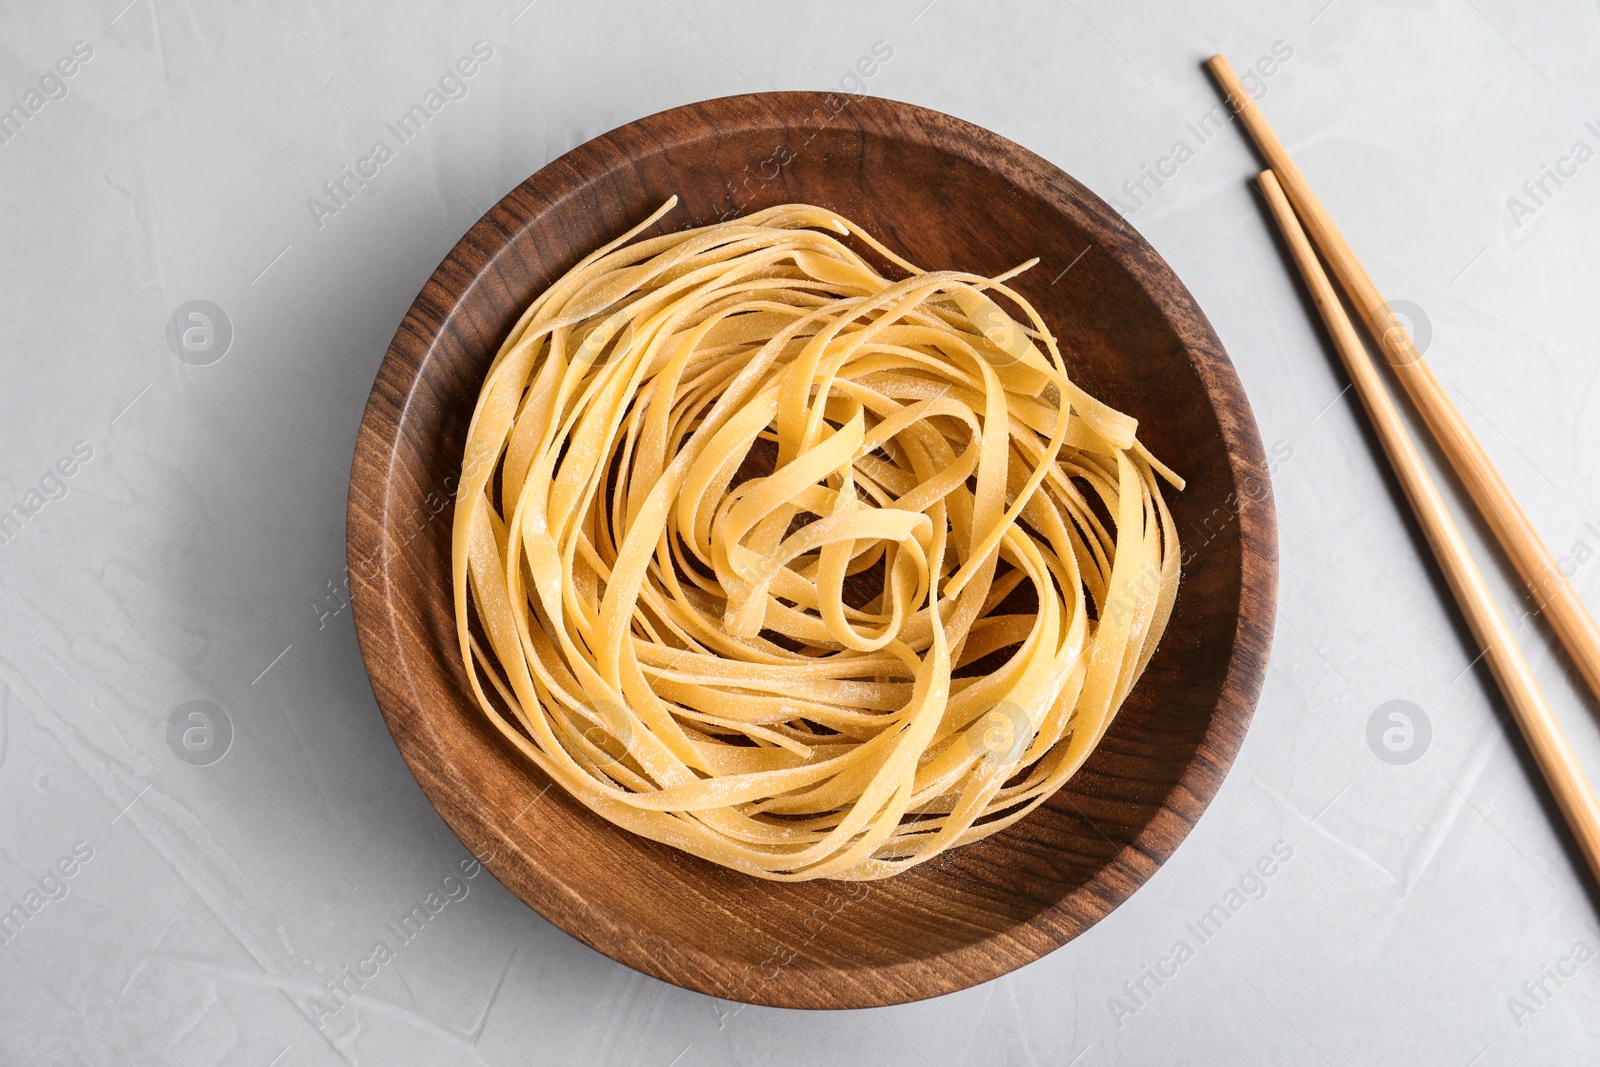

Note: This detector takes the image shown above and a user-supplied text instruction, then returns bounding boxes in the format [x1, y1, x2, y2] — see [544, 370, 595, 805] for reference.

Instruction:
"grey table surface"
[3, 0, 1600, 1063]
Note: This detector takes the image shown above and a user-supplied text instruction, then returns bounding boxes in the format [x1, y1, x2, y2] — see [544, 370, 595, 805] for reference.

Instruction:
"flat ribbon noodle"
[452, 199, 1183, 881]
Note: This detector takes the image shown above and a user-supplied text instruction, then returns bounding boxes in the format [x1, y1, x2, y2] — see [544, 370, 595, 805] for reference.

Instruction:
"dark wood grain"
[346, 91, 1278, 1010]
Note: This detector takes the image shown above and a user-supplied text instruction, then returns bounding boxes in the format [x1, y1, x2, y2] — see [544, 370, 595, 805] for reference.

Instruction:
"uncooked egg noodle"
[451, 198, 1181, 880]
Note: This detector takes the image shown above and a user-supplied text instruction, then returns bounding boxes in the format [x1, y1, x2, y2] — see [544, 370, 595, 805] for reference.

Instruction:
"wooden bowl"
[347, 92, 1277, 1009]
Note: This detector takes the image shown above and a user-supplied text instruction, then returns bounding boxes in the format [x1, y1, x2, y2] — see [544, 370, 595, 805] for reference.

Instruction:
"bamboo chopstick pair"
[1205, 55, 1600, 887]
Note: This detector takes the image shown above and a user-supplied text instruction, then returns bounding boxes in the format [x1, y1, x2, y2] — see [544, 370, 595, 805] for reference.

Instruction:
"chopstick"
[1256, 168, 1600, 885]
[1207, 53, 1600, 711]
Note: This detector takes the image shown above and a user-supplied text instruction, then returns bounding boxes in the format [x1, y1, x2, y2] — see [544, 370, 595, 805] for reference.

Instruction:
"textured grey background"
[3, 0, 1599, 1063]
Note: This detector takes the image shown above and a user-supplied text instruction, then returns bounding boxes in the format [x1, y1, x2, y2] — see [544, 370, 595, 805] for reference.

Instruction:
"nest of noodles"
[452, 200, 1181, 880]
